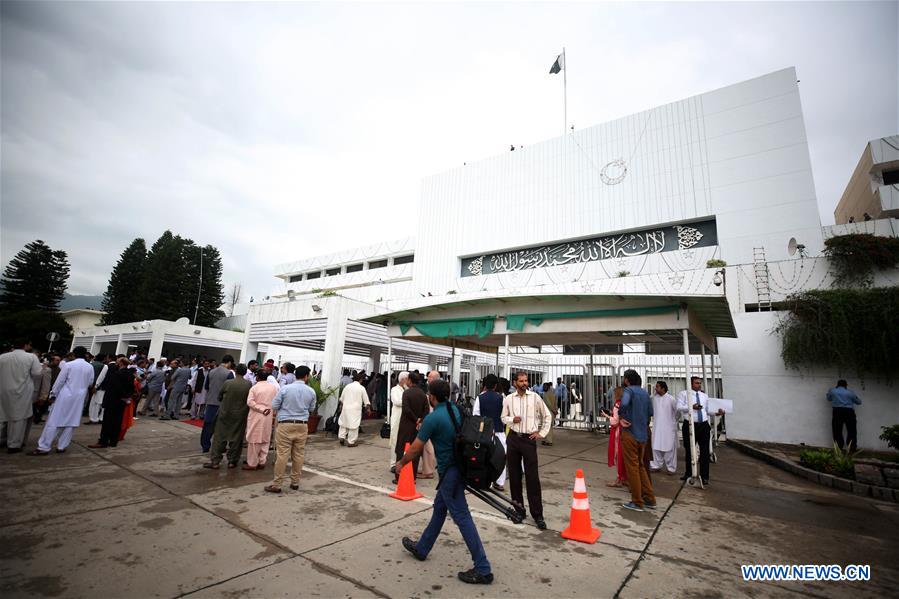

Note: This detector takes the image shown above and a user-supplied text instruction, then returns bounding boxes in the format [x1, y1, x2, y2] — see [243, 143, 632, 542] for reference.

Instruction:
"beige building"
[834, 135, 899, 224]
[61, 308, 105, 332]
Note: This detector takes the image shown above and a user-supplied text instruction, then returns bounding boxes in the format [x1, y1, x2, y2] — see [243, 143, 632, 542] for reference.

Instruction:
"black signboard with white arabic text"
[460, 219, 717, 277]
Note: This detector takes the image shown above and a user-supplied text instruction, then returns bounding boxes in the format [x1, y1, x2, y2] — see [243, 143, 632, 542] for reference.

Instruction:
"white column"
[700, 345, 707, 393]
[367, 346, 381, 375]
[147, 328, 165, 361]
[386, 335, 393, 422]
[240, 341, 259, 365]
[321, 307, 348, 418]
[114, 334, 127, 356]
[710, 350, 718, 397]
[682, 329, 692, 394]
[503, 333, 510, 378]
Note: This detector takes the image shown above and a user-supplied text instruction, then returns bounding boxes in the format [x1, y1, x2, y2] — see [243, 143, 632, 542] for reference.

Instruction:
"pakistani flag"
[549, 53, 564, 74]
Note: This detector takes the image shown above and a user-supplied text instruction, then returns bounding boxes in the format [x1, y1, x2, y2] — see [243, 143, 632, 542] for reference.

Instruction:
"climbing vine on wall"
[774, 287, 899, 381]
[824, 233, 899, 287]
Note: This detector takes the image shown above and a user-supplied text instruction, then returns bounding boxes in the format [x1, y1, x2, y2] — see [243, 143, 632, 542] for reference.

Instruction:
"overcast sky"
[2, 1, 897, 299]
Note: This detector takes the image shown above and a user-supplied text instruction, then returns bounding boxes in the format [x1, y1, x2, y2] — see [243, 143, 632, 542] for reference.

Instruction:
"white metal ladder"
[752, 247, 771, 311]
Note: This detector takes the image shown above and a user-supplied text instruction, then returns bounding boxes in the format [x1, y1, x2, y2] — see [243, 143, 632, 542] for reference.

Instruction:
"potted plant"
[307, 377, 338, 434]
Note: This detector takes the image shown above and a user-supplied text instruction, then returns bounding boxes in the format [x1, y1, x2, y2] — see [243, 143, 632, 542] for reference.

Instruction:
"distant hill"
[60, 293, 104, 311]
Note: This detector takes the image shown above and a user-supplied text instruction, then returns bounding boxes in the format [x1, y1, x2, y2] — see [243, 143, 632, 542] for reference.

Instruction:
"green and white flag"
[549, 53, 564, 74]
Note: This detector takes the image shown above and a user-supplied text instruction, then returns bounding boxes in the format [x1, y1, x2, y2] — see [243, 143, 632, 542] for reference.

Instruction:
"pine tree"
[0, 240, 70, 311]
[101, 238, 147, 324]
[195, 244, 225, 326]
[136, 231, 192, 321]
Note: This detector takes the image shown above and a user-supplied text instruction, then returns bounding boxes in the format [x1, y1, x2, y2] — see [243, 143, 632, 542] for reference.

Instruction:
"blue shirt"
[619, 385, 653, 443]
[272, 380, 317, 422]
[827, 387, 861, 409]
[417, 401, 463, 476]
[554, 383, 568, 401]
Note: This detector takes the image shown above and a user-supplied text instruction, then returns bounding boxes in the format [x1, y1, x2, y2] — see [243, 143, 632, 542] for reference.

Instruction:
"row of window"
[287, 254, 413, 283]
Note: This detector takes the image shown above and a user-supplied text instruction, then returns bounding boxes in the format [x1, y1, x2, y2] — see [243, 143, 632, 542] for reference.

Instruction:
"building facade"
[241, 68, 897, 449]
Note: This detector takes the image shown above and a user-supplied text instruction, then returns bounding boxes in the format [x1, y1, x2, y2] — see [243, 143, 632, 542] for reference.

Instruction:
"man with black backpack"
[396, 378, 493, 585]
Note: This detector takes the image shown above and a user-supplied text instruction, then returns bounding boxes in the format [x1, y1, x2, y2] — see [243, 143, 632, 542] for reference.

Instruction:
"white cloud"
[2, 1, 896, 298]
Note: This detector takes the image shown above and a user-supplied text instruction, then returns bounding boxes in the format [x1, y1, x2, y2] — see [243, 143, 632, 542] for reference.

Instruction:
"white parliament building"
[73, 68, 899, 450]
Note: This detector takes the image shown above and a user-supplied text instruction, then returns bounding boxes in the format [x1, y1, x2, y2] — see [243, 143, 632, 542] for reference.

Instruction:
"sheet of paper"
[707, 398, 733, 414]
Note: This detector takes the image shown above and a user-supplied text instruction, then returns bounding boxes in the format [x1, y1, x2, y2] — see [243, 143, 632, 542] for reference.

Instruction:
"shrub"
[880, 425, 899, 451]
[617, 270, 630, 277]
[774, 286, 899, 380]
[799, 444, 857, 479]
[319, 289, 337, 297]
[706, 259, 727, 268]
[824, 233, 899, 287]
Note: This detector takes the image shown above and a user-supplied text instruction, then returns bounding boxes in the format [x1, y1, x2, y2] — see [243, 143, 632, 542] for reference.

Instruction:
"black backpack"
[324, 403, 342, 435]
[446, 403, 506, 489]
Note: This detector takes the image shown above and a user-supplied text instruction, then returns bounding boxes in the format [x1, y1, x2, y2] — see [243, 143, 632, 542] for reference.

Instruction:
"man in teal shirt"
[395, 379, 493, 585]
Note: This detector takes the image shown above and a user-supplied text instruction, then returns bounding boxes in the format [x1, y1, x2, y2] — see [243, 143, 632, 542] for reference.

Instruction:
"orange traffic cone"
[560, 469, 601, 544]
[390, 443, 424, 501]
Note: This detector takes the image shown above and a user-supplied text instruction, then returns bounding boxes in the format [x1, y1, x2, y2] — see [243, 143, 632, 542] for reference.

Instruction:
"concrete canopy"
[364, 293, 736, 353]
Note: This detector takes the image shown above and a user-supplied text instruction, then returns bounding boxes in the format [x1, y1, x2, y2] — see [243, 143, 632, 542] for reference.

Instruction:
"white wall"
[415, 68, 823, 295]
[721, 311, 899, 450]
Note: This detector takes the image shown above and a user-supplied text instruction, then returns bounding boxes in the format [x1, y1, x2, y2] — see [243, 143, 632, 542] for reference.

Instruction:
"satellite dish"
[787, 237, 798, 256]
[175, 317, 190, 325]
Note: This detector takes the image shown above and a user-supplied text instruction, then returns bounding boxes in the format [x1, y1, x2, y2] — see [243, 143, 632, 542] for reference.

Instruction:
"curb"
[726, 439, 899, 504]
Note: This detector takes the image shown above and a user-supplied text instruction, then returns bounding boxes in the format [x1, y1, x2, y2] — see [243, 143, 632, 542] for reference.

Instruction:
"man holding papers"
[677, 376, 724, 485]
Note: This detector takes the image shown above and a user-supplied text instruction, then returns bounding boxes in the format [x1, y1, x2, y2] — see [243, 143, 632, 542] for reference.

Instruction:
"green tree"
[101, 238, 147, 324]
[0, 309, 73, 351]
[133, 232, 226, 326]
[182, 243, 225, 326]
[0, 240, 70, 311]
[136, 231, 192, 321]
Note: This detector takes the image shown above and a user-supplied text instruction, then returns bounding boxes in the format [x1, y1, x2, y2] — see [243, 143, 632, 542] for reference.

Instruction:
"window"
[368, 259, 388, 269]
[306, 271, 322, 280]
[288, 275, 303, 283]
[883, 169, 899, 186]
[325, 268, 341, 276]
[393, 254, 414, 265]
[346, 263, 363, 273]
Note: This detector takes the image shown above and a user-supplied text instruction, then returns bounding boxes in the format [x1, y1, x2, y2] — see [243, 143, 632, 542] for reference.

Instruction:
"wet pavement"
[2, 418, 898, 598]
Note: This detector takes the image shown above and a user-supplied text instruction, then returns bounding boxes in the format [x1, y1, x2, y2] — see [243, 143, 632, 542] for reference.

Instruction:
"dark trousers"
[201, 404, 219, 452]
[415, 465, 491, 576]
[211, 423, 246, 466]
[99, 400, 125, 447]
[832, 408, 857, 450]
[682, 420, 711, 481]
[506, 431, 543, 519]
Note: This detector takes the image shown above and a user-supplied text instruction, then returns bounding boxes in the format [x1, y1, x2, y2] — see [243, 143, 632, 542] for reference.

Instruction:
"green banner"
[506, 305, 680, 331]
[398, 317, 496, 339]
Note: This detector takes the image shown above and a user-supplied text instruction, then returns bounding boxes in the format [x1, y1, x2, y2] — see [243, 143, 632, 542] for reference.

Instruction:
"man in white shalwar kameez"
[0, 340, 43, 453]
[649, 381, 678, 473]
[337, 372, 371, 447]
[31, 346, 95, 455]
[388, 371, 409, 468]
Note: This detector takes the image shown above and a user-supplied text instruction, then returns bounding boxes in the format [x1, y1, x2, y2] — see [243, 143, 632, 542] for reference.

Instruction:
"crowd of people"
[0, 338, 867, 586]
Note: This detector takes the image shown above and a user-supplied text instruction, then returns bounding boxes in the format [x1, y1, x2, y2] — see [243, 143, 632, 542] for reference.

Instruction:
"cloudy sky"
[2, 1, 897, 299]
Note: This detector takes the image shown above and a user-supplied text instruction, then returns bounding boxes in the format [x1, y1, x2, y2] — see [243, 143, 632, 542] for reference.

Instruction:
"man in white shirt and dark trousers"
[677, 376, 724, 484]
[501, 371, 552, 529]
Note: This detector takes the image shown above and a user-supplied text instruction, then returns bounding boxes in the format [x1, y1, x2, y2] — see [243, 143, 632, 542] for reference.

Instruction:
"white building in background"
[238, 67, 896, 449]
[61, 308, 105, 333]
[71, 319, 244, 362]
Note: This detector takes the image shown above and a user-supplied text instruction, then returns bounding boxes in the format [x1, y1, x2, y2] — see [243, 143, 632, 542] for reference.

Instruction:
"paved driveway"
[2, 420, 897, 598]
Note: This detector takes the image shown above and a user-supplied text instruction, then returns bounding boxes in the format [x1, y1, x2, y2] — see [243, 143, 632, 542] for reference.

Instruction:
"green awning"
[398, 316, 496, 339]
[506, 304, 680, 331]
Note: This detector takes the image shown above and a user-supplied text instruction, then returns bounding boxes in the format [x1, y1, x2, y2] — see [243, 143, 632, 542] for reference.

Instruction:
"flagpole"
[563, 47, 567, 135]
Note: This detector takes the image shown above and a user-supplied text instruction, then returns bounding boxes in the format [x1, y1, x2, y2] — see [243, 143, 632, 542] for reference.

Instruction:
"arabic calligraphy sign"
[461, 219, 717, 277]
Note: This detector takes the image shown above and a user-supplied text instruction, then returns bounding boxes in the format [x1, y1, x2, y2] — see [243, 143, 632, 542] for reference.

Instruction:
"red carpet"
[183, 418, 204, 428]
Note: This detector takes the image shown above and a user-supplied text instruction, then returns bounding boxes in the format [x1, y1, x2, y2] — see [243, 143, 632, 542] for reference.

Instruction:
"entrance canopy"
[364, 293, 736, 353]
